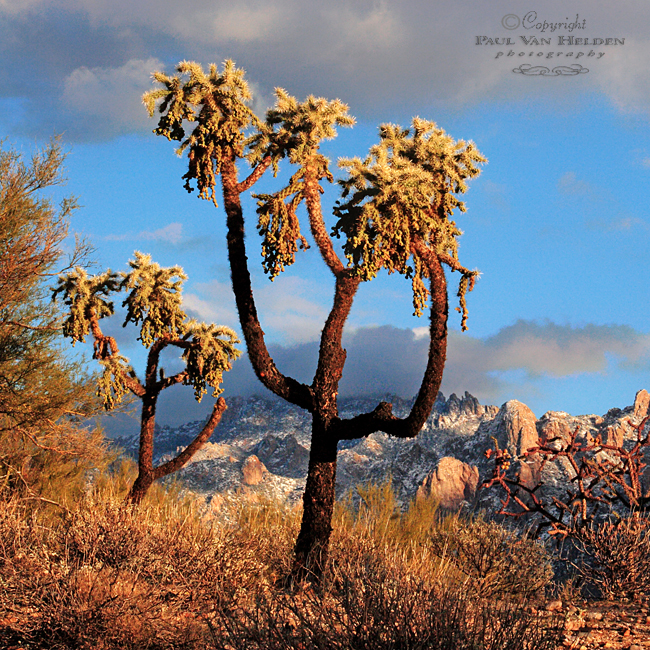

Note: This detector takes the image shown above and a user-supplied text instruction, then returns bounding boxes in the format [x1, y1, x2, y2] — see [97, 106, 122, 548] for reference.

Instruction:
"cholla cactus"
[146, 60, 485, 580]
[120, 251, 187, 347]
[143, 60, 261, 204]
[54, 252, 240, 503]
[253, 91, 355, 279]
[54, 267, 120, 348]
[332, 119, 485, 327]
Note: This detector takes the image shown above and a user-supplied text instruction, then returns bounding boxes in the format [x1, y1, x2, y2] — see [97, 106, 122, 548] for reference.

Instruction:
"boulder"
[242, 455, 267, 485]
[538, 415, 573, 447]
[417, 456, 479, 510]
[604, 424, 625, 448]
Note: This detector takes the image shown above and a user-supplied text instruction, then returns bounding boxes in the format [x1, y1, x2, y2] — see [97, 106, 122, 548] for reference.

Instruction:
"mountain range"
[112, 389, 650, 518]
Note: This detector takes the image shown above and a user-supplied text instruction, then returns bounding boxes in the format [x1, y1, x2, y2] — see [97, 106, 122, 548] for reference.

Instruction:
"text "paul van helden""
[476, 36, 625, 46]
[476, 35, 624, 61]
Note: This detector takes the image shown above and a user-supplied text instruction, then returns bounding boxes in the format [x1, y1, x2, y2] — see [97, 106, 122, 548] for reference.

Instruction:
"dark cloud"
[148, 320, 650, 425]
[2, 1, 650, 141]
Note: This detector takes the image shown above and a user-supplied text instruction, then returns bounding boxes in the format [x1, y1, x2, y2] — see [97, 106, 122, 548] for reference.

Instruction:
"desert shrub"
[336, 480, 553, 601]
[335, 480, 442, 548]
[572, 513, 650, 600]
[0, 475, 562, 649]
[0, 483, 281, 649]
[213, 522, 562, 650]
[0, 424, 114, 508]
[428, 515, 553, 600]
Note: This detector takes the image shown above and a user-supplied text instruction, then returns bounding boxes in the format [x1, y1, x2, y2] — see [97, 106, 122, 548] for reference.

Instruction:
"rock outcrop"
[493, 400, 538, 457]
[416, 457, 479, 509]
[633, 389, 650, 421]
[242, 455, 267, 485]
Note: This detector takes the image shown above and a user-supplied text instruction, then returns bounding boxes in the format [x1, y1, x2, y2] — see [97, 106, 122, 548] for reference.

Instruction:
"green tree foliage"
[145, 60, 485, 579]
[0, 139, 108, 505]
[54, 252, 241, 503]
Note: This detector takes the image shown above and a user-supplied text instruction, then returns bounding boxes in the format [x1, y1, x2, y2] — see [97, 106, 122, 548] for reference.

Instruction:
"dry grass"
[0, 475, 563, 649]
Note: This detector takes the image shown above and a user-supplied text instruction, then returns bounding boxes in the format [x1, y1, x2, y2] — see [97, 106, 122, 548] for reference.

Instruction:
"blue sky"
[3, 1, 650, 424]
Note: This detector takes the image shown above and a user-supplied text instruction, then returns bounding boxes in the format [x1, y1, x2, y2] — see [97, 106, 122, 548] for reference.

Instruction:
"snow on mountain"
[112, 390, 650, 515]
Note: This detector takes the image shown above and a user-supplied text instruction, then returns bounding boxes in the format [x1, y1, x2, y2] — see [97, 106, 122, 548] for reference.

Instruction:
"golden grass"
[0, 472, 562, 649]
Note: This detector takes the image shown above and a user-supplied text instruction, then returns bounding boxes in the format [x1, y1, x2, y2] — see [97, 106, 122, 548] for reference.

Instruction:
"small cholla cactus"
[54, 251, 240, 503]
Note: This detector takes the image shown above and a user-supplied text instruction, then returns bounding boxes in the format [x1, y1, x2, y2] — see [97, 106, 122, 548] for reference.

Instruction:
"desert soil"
[547, 596, 650, 649]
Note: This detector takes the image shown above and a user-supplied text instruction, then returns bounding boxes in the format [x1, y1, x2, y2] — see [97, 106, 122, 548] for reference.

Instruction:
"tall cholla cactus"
[53, 251, 240, 503]
[145, 60, 485, 580]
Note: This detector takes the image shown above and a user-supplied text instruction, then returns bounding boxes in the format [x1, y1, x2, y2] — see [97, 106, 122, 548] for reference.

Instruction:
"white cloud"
[209, 5, 282, 42]
[183, 282, 239, 331]
[326, 1, 405, 61]
[104, 222, 184, 244]
[608, 216, 647, 231]
[595, 37, 650, 115]
[125, 318, 650, 423]
[60, 57, 163, 138]
[0, 0, 45, 14]
[412, 326, 429, 340]
[557, 171, 592, 195]
[5, 0, 650, 140]
[184, 275, 331, 345]
[209, 320, 650, 405]
[477, 321, 650, 377]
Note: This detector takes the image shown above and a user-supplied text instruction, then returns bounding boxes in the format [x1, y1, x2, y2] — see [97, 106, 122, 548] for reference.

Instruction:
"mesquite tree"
[144, 61, 485, 579]
[54, 252, 240, 503]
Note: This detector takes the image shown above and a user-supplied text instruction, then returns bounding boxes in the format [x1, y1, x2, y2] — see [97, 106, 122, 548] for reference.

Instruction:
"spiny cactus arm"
[152, 396, 227, 480]
[53, 268, 145, 403]
[120, 251, 188, 347]
[179, 321, 241, 401]
[88, 311, 145, 400]
[138, 321, 240, 402]
[432, 248, 481, 332]
[303, 158, 345, 276]
[257, 91, 354, 278]
[238, 155, 273, 193]
[53, 267, 119, 344]
[254, 170, 310, 279]
[143, 60, 263, 206]
[401, 250, 450, 434]
[221, 152, 314, 411]
[156, 367, 189, 391]
[333, 119, 485, 327]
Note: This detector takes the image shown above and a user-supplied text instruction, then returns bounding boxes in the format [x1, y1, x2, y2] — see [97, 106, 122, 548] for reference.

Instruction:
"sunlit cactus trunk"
[292, 419, 339, 581]
[126, 472, 155, 505]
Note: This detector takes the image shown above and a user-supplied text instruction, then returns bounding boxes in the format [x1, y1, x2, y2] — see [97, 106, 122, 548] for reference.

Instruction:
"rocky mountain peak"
[112, 390, 650, 520]
[633, 388, 650, 421]
[437, 390, 485, 417]
[416, 457, 479, 509]
[492, 399, 538, 457]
